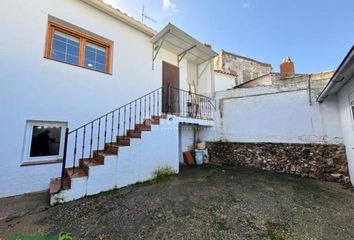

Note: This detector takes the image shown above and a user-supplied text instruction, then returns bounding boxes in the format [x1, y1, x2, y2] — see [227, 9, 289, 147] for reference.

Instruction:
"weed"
[53, 193, 65, 205]
[265, 221, 289, 240]
[152, 166, 176, 181]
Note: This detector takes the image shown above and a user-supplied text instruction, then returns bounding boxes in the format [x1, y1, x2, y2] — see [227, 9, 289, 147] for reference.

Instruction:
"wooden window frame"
[44, 21, 112, 74]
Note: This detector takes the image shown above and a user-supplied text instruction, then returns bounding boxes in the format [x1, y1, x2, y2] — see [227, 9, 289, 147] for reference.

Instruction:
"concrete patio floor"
[1, 165, 354, 239]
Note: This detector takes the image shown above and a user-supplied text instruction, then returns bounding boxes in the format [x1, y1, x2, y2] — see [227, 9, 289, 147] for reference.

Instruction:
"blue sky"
[105, 0, 354, 73]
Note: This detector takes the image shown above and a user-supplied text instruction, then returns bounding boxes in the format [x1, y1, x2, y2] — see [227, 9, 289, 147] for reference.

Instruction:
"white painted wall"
[337, 76, 354, 183]
[0, 0, 195, 198]
[187, 62, 197, 90]
[201, 85, 343, 144]
[215, 72, 236, 92]
[51, 117, 180, 204]
[179, 124, 195, 163]
[198, 60, 214, 96]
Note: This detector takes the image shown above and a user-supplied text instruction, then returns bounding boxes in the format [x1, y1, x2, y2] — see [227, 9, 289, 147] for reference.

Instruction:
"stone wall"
[207, 142, 350, 184]
[214, 50, 272, 86]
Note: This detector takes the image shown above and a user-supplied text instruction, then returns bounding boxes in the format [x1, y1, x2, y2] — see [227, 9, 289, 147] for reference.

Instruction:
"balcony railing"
[164, 86, 215, 120]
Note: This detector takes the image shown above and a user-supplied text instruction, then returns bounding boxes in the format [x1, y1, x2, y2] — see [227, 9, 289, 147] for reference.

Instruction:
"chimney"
[204, 43, 212, 49]
[280, 57, 295, 78]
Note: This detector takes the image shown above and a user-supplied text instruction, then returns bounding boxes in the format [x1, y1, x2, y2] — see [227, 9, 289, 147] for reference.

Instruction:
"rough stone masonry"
[207, 142, 350, 184]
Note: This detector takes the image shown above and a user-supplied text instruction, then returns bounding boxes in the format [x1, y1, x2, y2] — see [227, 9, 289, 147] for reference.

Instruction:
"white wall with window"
[0, 0, 196, 197]
[337, 76, 354, 182]
[22, 121, 67, 165]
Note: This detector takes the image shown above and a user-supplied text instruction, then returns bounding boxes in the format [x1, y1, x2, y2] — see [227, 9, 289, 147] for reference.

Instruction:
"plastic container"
[202, 149, 209, 163]
[197, 141, 206, 150]
[195, 149, 204, 165]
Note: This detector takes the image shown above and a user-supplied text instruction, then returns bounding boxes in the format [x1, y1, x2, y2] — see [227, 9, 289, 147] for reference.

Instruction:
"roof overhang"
[80, 0, 156, 37]
[318, 45, 354, 102]
[151, 23, 218, 65]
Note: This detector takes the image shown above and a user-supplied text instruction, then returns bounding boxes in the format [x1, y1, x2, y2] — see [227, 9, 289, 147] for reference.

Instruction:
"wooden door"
[162, 61, 180, 114]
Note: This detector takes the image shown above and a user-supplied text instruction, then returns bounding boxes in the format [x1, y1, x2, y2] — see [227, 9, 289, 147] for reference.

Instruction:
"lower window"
[23, 121, 67, 164]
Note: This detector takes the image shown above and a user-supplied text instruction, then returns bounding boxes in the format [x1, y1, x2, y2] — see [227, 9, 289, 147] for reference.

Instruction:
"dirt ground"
[1, 165, 354, 240]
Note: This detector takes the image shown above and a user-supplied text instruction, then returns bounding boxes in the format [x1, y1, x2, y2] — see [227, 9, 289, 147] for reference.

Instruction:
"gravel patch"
[1, 165, 354, 239]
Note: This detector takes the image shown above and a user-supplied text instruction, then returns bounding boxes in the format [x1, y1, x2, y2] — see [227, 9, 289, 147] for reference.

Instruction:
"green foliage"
[265, 222, 288, 240]
[8, 234, 57, 240]
[8, 232, 72, 240]
[53, 193, 65, 206]
[152, 166, 176, 181]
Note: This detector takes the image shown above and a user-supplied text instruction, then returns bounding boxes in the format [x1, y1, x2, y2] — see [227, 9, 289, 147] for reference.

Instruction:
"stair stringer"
[50, 117, 179, 205]
[50, 176, 88, 205]
[86, 155, 118, 196]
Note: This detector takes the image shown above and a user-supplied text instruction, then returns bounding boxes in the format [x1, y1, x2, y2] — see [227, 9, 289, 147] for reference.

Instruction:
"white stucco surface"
[201, 85, 343, 144]
[198, 61, 214, 97]
[337, 76, 354, 183]
[51, 118, 180, 205]
[179, 125, 195, 163]
[0, 0, 214, 198]
[214, 72, 236, 92]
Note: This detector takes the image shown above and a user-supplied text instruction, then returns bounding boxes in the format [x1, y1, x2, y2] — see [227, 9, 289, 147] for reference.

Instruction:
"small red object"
[183, 151, 195, 166]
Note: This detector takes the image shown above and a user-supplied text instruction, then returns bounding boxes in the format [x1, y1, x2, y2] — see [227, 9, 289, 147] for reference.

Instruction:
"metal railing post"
[60, 128, 69, 191]
[168, 84, 172, 113]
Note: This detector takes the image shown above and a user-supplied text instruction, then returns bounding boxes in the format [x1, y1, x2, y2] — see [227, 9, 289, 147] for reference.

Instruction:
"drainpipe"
[307, 74, 312, 106]
[210, 59, 216, 98]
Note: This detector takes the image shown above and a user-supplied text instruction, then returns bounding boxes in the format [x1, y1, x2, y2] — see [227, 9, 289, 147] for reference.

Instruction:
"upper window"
[52, 31, 80, 65]
[45, 21, 112, 74]
[85, 43, 107, 72]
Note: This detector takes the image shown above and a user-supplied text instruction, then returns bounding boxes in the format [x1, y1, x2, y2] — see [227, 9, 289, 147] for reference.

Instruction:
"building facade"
[0, 0, 216, 199]
[318, 46, 354, 185]
[201, 49, 354, 184]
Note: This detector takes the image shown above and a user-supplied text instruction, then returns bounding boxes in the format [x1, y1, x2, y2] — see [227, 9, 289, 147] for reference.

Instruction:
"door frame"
[162, 61, 180, 114]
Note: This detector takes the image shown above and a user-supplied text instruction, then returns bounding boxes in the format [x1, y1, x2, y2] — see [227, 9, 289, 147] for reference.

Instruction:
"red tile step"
[65, 167, 88, 179]
[127, 129, 141, 138]
[49, 178, 71, 194]
[79, 156, 104, 174]
[104, 143, 120, 154]
[149, 117, 160, 125]
[116, 136, 130, 146]
[135, 124, 151, 131]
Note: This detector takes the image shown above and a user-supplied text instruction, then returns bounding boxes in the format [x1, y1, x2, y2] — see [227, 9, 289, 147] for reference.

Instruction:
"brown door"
[162, 61, 180, 114]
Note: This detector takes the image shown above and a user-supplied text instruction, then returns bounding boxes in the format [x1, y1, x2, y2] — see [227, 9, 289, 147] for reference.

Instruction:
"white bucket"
[197, 142, 206, 150]
[195, 150, 203, 165]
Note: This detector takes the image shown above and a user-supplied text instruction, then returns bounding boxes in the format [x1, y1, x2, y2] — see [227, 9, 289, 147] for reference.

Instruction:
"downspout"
[307, 74, 312, 106]
[210, 59, 216, 98]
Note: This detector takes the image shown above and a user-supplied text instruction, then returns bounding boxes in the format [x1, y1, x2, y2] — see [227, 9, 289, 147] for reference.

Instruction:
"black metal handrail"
[166, 86, 215, 120]
[59, 86, 215, 191]
[68, 88, 165, 134]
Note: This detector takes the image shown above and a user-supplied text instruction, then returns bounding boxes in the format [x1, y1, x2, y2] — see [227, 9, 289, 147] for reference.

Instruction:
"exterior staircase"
[49, 114, 180, 205]
[49, 86, 214, 205]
